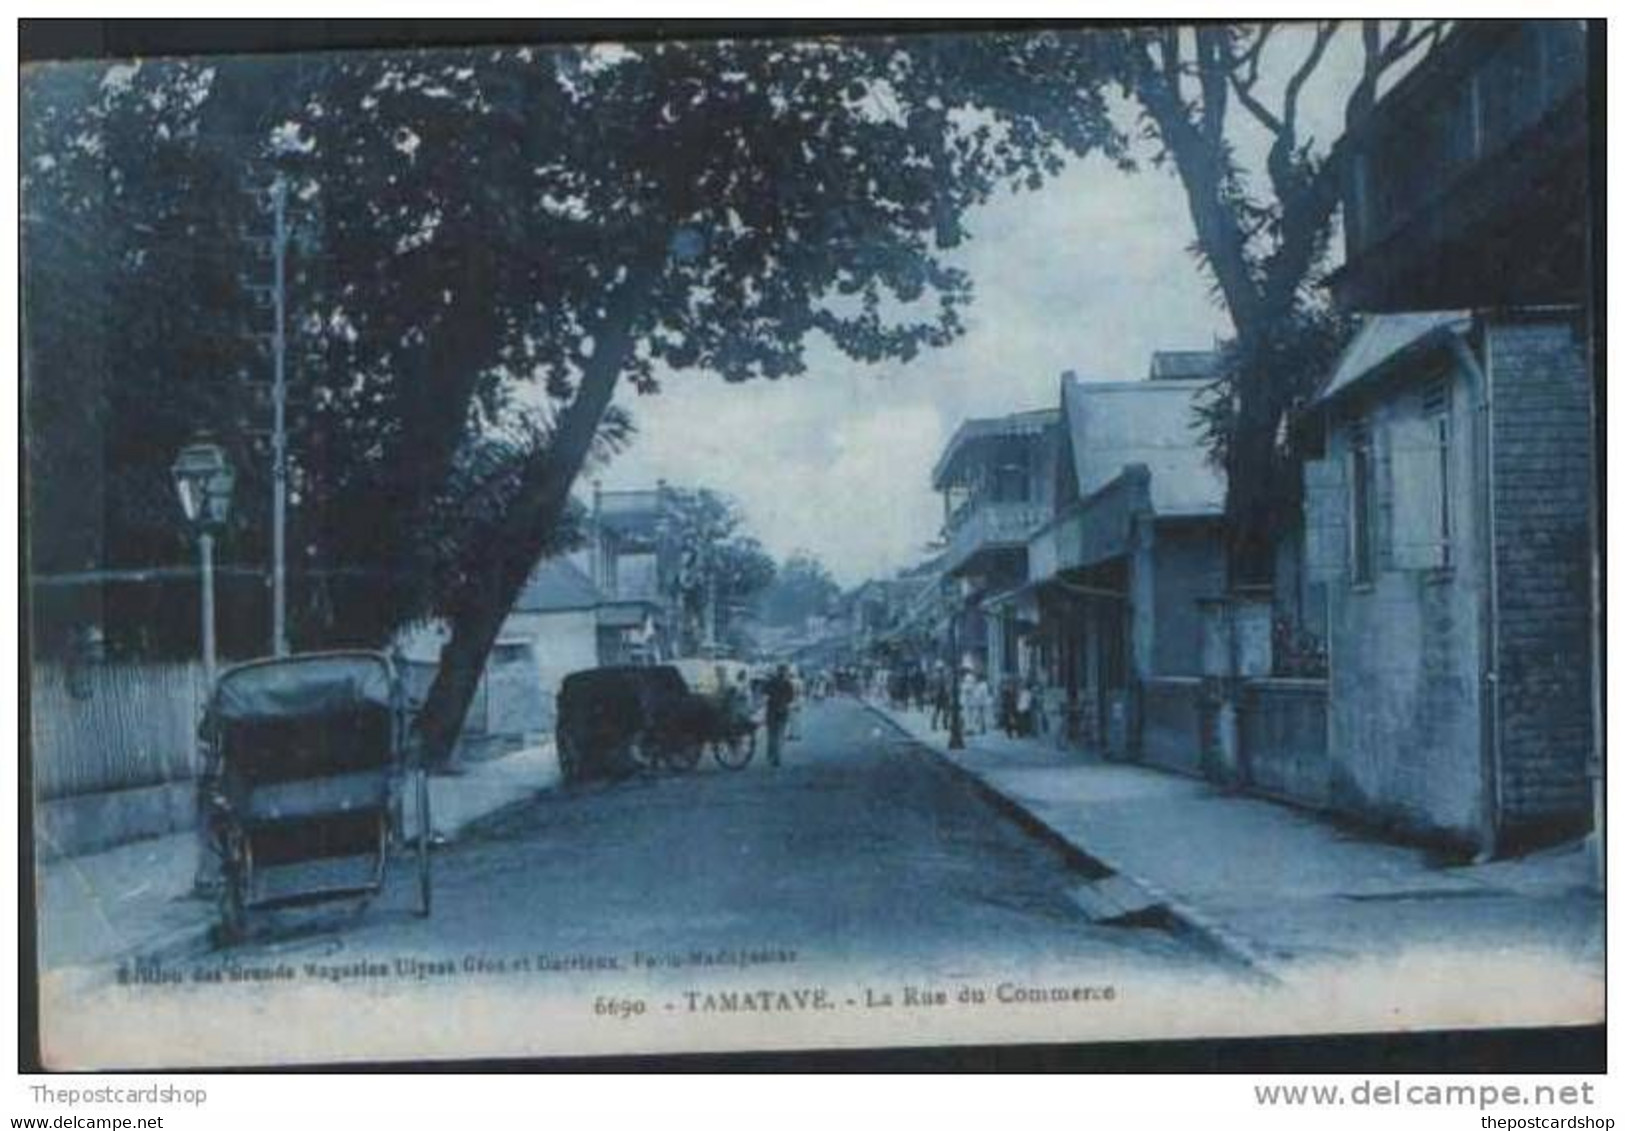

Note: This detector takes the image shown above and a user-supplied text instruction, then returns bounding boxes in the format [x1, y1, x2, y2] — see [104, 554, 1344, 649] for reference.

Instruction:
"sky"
[599, 153, 1227, 587]
[596, 26, 1374, 588]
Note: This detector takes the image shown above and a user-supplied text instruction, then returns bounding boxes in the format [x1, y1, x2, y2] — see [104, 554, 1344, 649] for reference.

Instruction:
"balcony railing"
[940, 501, 1049, 576]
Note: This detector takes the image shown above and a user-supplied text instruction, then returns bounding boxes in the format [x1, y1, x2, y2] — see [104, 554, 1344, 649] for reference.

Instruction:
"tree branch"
[1280, 20, 1339, 141]
[1194, 26, 1231, 146]
[1129, 32, 1266, 338]
[1224, 25, 1284, 136]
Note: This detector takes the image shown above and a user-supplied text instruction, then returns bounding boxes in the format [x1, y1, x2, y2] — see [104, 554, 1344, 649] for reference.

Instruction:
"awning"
[1311, 312, 1470, 410]
[984, 576, 1127, 612]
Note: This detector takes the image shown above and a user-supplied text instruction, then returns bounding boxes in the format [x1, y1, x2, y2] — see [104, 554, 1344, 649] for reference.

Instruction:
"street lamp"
[171, 437, 236, 688]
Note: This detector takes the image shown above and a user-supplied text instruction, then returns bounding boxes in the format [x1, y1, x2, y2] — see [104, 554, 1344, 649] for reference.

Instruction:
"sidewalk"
[870, 701, 1602, 982]
[36, 741, 560, 969]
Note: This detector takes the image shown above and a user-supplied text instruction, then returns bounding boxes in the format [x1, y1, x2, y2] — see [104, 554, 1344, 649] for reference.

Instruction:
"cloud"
[601, 24, 1371, 585]
[600, 151, 1231, 585]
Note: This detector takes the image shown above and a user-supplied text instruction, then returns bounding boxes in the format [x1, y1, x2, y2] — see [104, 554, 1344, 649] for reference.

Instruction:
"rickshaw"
[199, 651, 431, 944]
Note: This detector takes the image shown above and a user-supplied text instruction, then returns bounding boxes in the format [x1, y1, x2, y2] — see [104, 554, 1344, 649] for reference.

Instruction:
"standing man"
[930, 666, 952, 731]
[786, 666, 805, 740]
[764, 663, 796, 768]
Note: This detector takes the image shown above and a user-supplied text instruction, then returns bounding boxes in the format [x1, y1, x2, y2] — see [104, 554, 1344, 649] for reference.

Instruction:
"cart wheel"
[556, 733, 577, 784]
[714, 729, 756, 770]
[415, 768, 432, 917]
[666, 740, 704, 773]
[625, 733, 657, 773]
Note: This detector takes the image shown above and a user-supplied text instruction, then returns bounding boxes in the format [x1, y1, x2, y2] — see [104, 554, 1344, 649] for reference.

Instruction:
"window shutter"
[1390, 412, 1447, 570]
[1303, 457, 1347, 583]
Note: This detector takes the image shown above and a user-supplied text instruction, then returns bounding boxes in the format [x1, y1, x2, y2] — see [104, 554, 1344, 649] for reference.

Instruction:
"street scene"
[23, 21, 1601, 1067]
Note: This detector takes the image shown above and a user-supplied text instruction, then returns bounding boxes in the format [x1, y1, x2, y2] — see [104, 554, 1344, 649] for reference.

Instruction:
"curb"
[863, 701, 1280, 983]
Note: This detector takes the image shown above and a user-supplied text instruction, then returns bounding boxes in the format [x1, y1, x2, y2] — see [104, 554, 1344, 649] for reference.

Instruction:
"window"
[1348, 424, 1376, 585]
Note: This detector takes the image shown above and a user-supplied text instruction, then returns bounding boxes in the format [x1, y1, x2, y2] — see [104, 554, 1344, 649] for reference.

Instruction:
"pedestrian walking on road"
[1015, 680, 1035, 737]
[930, 667, 952, 731]
[1000, 678, 1021, 737]
[787, 668, 804, 741]
[967, 672, 992, 735]
[764, 664, 796, 767]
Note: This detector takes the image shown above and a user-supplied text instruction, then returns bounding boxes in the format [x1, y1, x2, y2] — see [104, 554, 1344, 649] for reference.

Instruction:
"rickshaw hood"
[212, 652, 396, 722]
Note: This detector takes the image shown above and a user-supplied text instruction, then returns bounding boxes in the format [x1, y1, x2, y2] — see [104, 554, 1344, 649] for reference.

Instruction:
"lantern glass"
[171, 441, 234, 533]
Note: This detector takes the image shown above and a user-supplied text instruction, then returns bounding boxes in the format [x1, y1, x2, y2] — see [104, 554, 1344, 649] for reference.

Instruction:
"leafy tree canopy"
[755, 551, 841, 630]
[23, 30, 1127, 753]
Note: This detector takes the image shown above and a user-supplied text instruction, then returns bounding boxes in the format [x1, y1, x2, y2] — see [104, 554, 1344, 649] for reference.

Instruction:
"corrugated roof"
[1061, 375, 1224, 518]
[514, 556, 601, 614]
[930, 408, 1060, 489]
[1314, 311, 1470, 407]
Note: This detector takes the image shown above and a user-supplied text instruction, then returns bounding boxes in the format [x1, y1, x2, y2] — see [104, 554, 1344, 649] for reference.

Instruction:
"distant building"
[1016, 373, 1226, 757]
[582, 482, 679, 664]
[395, 555, 603, 747]
[929, 408, 1061, 685]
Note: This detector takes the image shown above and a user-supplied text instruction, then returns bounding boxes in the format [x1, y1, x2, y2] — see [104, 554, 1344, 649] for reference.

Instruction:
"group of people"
[881, 662, 1044, 739]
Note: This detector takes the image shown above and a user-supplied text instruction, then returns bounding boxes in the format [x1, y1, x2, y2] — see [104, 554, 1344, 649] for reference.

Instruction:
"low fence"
[30, 661, 206, 801]
[1137, 674, 1329, 811]
[1236, 678, 1331, 809]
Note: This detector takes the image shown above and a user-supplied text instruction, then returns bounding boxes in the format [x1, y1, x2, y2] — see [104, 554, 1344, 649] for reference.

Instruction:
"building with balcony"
[580, 482, 680, 664]
[929, 408, 1060, 684]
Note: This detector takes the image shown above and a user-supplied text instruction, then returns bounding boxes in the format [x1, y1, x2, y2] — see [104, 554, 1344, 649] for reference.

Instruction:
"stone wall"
[1238, 679, 1331, 809]
[1140, 676, 1205, 777]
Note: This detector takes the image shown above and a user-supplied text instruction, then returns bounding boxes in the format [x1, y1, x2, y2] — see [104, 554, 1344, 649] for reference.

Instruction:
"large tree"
[661, 487, 776, 655]
[25, 30, 1128, 759]
[1112, 21, 1446, 582]
[370, 34, 1124, 765]
[756, 551, 841, 631]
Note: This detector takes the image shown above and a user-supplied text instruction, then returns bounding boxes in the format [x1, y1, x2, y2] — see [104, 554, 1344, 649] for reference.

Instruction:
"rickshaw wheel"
[415, 768, 432, 917]
[625, 733, 657, 773]
[217, 834, 248, 946]
[714, 729, 756, 770]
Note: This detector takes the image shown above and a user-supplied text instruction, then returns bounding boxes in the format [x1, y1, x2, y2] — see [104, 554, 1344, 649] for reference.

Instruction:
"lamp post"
[171, 438, 236, 689]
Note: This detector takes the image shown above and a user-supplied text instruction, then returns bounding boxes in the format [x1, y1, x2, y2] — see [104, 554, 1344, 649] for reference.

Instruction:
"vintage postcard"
[22, 20, 1602, 1069]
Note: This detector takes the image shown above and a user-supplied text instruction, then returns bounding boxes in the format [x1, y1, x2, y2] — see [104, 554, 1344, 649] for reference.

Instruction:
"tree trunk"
[413, 273, 649, 768]
[1222, 326, 1298, 587]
